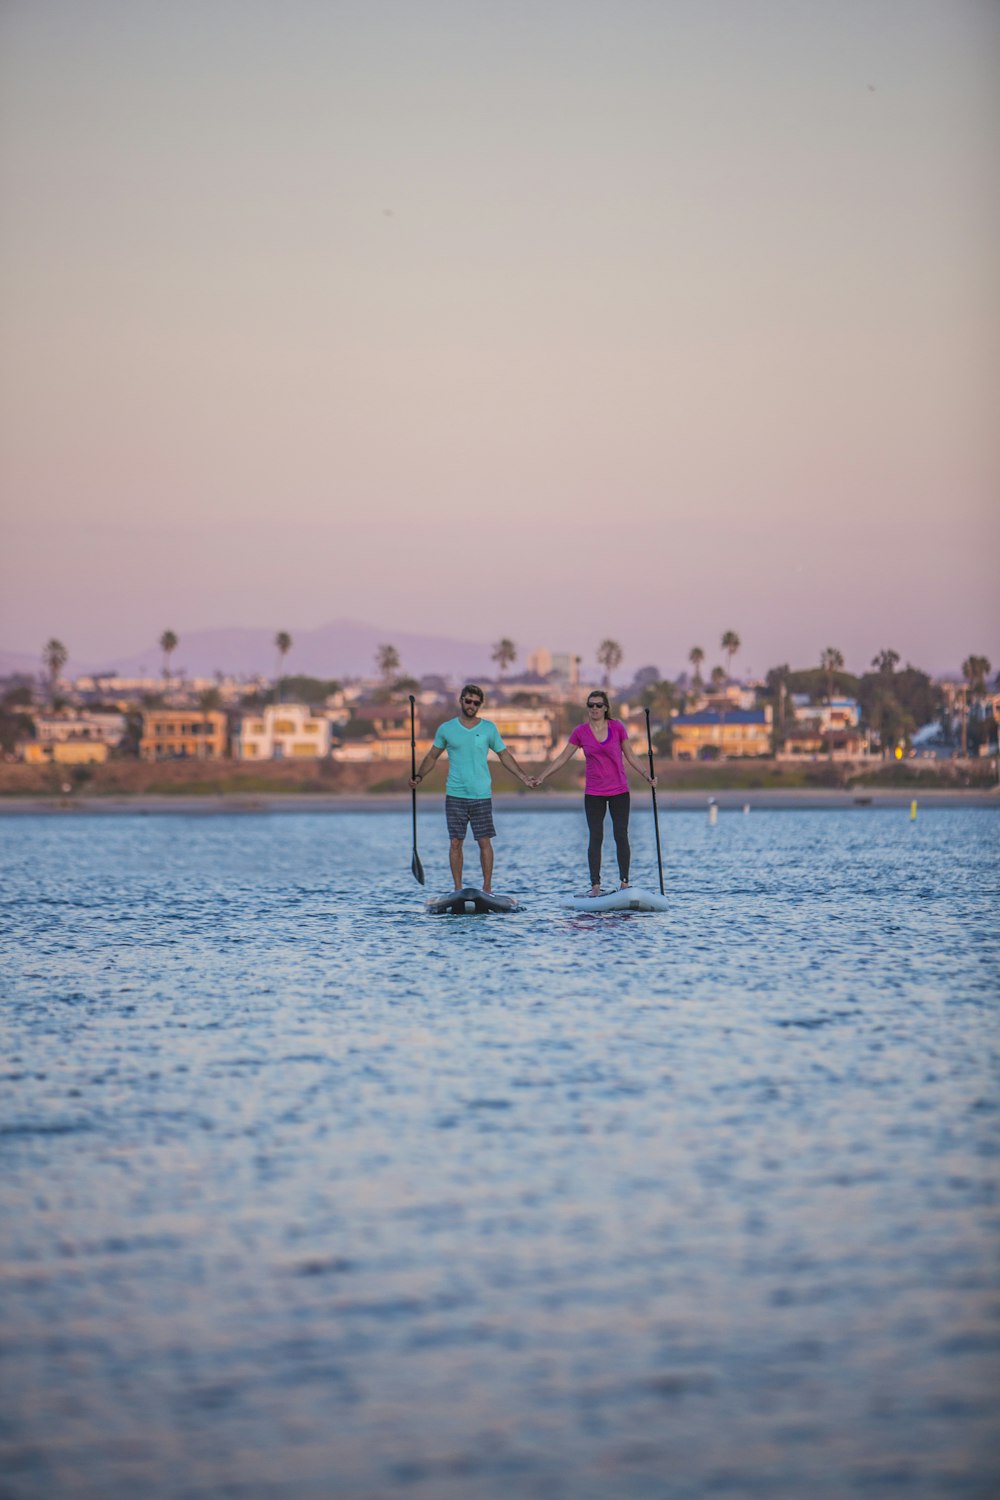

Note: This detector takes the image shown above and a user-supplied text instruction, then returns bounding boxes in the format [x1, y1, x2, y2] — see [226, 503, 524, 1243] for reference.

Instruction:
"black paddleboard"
[427, 886, 519, 915]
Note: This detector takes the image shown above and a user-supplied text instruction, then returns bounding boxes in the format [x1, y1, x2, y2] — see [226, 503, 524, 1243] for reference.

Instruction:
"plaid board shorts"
[445, 795, 496, 841]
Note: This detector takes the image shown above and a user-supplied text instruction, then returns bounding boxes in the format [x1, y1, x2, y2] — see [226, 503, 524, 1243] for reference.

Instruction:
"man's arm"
[497, 747, 532, 786]
[411, 743, 444, 788]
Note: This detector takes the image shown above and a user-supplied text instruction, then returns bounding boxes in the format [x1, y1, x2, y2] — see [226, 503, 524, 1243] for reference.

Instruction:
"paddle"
[409, 695, 425, 885]
[644, 707, 665, 896]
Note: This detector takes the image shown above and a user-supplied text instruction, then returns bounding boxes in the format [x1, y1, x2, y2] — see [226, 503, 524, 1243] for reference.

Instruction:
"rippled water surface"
[2, 806, 999, 1499]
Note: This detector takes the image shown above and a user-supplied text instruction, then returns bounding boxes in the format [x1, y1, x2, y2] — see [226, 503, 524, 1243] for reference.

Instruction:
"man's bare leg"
[449, 837, 465, 890]
[478, 837, 494, 893]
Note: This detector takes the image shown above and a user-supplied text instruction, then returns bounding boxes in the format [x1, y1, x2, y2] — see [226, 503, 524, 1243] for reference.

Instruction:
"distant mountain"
[1, 619, 499, 683]
[0, 648, 45, 679]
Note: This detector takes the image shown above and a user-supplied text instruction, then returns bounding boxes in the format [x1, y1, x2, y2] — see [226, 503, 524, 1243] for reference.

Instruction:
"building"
[671, 707, 772, 760]
[233, 704, 332, 760]
[790, 697, 861, 731]
[333, 738, 435, 764]
[30, 711, 126, 750]
[778, 726, 869, 760]
[526, 648, 552, 677]
[23, 739, 110, 766]
[485, 706, 554, 760]
[140, 709, 228, 761]
[526, 649, 580, 687]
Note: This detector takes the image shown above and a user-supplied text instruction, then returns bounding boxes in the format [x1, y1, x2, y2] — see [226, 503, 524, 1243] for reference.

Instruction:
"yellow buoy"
[910, 800, 918, 820]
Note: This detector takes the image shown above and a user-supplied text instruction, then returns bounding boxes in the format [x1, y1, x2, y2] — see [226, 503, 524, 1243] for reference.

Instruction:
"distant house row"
[18, 695, 885, 766]
[20, 703, 556, 765]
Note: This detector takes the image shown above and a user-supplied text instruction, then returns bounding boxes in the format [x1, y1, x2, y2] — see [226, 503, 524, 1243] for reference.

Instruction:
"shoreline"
[1, 788, 997, 815]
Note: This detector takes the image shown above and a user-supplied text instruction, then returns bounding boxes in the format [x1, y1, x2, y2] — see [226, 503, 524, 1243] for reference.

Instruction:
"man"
[410, 684, 532, 892]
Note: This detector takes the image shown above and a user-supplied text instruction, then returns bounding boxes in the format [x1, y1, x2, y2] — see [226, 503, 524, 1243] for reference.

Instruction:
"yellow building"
[23, 740, 110, 766]
[671, 708, 772, 760]
[140, 710, 228, 761]
[333, 738, 435, 763]
[486, 707, 554, 760]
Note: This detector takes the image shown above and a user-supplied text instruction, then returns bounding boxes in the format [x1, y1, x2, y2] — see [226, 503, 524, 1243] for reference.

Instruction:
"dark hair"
[586, 690, 611, 720]
[460, 683, 485, 705]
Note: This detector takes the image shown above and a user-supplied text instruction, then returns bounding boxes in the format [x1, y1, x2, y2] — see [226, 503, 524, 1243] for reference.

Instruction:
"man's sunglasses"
[462, 695, 483, 704]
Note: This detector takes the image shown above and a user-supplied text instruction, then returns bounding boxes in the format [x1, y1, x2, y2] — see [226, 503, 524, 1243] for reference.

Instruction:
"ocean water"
[1, 805, 998, 1500]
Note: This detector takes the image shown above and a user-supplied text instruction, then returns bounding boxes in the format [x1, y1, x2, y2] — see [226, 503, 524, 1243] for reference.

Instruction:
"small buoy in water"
[743, 803, 750, 815]
[910, 799, 918, 821]
[708, 799, 718, 826]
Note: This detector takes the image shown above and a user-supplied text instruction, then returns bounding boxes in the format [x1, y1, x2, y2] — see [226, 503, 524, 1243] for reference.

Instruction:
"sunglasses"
[587, 701, 605, 709]
[462, 695, 483, 704]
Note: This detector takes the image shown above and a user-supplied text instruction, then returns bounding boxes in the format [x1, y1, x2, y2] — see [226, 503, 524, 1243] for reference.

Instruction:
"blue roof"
[674, 710, 768, 726]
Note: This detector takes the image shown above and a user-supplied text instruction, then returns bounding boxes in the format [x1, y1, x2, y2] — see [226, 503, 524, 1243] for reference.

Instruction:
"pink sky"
[1, 1, 997, 679]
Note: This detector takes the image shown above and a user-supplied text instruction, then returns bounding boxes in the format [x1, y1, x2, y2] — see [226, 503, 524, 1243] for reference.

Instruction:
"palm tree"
[710, 662, 728, 746]
[962, 655, 991, 696]
[596, 639, 623, 690]
[491, 638, 517, 680]
[961, 655, 992, 756]
[376, 643, 400, 687]
[871, 648, 899, 677]
[43, 639, 68, 706]
[198, 686, 221, 760]
[721, 631, 741, 681]
[159, 630, 178, 685]
[688, 647, 705, 691]
[640, 678, 676, 756]
[274, 631, 292, 703]
[820, 647, 844, 704]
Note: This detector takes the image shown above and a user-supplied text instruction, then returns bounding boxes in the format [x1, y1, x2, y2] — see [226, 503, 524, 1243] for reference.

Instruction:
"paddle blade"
[411, 849, 425, 885]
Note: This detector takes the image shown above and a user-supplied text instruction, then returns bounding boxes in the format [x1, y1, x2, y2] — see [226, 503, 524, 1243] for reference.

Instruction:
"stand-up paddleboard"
[561, 887, 668, 913]
[427, 886, 519, 916]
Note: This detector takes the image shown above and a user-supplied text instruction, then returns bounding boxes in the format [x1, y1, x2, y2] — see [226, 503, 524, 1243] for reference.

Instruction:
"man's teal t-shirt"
[433, 717, 506, 799]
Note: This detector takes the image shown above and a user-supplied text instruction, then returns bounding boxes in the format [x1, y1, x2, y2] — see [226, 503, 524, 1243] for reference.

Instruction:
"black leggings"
[584, 792, 630, 886]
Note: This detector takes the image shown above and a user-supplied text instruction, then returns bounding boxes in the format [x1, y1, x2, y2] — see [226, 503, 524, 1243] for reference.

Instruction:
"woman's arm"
[535, 740, 580, 785]
[497, 747, 532, 785]
[622, 739, 656, 785]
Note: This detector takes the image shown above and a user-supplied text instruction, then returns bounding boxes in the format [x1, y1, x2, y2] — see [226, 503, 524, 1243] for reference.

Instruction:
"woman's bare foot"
[589, 884, 601, 897]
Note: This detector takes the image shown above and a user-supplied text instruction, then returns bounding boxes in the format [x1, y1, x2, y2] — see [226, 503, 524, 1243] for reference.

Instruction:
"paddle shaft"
[644, 707, 665, 896]
[409, 695, 425, 885]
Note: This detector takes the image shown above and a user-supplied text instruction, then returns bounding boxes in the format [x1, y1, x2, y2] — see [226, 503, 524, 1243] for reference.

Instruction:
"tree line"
[16, 631, 997, 759]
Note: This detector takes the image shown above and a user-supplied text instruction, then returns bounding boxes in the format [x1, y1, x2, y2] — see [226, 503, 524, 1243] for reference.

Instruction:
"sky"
[1, 0, 997, 681]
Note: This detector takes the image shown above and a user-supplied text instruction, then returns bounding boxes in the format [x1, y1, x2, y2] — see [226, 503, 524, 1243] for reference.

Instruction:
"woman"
[533, 690, 655, 896]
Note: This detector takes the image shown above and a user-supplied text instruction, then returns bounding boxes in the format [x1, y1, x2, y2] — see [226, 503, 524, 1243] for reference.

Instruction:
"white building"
[791, 697, 861, 731]
[234, 704, 333, 760]
[32, 711, 127, 748]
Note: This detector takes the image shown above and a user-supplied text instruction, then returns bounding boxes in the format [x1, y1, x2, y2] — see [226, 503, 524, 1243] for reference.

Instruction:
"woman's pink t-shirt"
[569, 718, 630, 796]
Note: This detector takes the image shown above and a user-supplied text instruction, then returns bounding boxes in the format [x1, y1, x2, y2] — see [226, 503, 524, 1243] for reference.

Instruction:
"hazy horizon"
[0, 612, 989, 687]
[2, 1, 997, 678]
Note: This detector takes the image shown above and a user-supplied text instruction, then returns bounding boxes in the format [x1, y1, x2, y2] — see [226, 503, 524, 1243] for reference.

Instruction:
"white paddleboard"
[560, 887, 668, 913]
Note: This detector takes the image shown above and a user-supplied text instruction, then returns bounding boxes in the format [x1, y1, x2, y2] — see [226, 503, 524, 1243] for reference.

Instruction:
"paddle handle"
[409, 692, 418, 835]
[644, 707, 665, 896]
[409, 695, 423, 883]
